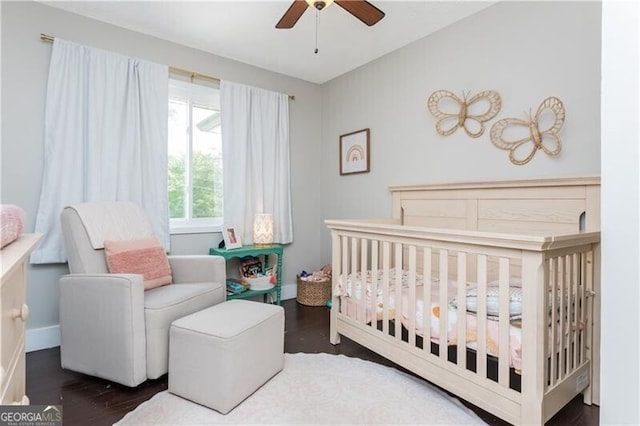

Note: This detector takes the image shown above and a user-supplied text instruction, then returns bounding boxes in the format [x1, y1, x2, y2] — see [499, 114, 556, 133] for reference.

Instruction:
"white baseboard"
[26, 325, 60, 353]
[281, 282, 296, 301]
[25, 283, 297, 353]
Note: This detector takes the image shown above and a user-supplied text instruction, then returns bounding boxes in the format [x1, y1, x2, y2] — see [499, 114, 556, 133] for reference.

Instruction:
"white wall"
[321, 1, 601, 235]
[1, 1, 323, 350]
[601, 1, 640, 424]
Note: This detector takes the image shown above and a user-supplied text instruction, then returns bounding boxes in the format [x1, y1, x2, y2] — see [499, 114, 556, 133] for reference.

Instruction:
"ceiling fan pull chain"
[314, 9, 319, 54]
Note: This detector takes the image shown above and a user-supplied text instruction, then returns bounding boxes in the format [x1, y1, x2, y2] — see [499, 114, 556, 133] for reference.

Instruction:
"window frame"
[168, 78, 223, 234]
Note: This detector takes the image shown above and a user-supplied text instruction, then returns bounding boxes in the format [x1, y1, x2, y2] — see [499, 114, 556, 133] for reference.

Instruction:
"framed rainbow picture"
[339, 128, 370, 175]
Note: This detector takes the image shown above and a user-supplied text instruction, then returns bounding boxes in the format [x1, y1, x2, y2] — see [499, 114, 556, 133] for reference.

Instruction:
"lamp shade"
[253, 213, 274, 247]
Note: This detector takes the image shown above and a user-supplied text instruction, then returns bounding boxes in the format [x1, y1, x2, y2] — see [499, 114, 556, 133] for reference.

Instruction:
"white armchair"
[58, 202, 226, 387]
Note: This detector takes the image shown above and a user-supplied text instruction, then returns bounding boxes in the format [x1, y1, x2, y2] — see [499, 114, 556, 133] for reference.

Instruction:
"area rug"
[115, 353, 486, 425]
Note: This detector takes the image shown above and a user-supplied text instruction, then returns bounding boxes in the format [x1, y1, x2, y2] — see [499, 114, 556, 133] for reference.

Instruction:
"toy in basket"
[240, 256, 277, 291]
[297, 264, 332, 307]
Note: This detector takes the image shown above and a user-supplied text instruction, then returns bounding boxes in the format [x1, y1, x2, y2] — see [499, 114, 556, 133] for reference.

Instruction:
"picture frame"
[222, 225, 242, 249]
[340, 128, 370, 175]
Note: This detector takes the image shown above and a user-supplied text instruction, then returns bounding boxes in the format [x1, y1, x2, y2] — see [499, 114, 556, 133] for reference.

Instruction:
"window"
[168, 79, 223, 233]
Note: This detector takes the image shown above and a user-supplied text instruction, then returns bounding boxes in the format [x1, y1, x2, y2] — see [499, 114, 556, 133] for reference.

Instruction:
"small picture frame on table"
[222, 225, 242, 250]
[340, 128, 370, 175]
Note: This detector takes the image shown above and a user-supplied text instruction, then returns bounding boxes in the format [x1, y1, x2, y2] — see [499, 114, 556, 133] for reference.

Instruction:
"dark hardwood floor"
[27, 299, 599, 425]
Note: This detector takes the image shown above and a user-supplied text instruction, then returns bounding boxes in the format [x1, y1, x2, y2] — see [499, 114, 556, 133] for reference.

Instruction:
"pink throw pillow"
[104, 237, 172, 290]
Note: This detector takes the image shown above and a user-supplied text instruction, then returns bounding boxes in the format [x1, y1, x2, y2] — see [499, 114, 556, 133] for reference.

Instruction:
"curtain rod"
[40, 33, 295, 101]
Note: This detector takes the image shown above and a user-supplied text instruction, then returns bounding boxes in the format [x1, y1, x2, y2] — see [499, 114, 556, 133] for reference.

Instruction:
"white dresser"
[0, 234, 41, 405]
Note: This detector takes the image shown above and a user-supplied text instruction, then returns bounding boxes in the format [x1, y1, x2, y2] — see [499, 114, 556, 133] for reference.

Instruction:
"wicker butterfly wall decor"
[427, 90, 502, 138]
[490, 96, 566, 165]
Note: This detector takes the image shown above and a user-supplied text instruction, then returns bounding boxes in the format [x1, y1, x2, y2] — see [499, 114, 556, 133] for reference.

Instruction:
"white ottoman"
[168, 299, 284, 414]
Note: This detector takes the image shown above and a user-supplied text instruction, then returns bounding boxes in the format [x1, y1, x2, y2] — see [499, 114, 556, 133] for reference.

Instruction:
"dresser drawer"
[1, 263, 28, 379]
[1, 348, 27, 405]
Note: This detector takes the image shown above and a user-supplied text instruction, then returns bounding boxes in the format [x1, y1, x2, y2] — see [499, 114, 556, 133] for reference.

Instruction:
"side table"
[209, 244, 283, 305]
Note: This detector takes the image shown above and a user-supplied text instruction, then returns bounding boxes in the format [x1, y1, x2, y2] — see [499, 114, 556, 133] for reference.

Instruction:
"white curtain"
[220, 81, 292, 245]
[31, 38, 169, 264]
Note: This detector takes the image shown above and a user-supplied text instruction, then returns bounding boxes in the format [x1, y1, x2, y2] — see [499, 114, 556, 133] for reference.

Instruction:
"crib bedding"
[335, 269, 525, 370]
[335, 268, 586, 374]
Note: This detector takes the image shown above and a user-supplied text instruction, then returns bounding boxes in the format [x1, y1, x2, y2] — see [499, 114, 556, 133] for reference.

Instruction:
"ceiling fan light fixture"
[276, 0, 384, 29]
[305, 0, 334, 10]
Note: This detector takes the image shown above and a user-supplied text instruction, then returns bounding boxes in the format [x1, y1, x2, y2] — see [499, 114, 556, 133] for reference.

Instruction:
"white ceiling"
[42, 1, 496, 84]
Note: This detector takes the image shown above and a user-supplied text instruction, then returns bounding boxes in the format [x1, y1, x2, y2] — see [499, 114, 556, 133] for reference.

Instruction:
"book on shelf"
[226, 278, 248, 295]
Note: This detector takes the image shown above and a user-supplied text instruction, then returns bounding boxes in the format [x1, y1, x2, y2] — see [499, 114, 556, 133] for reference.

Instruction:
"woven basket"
[296, 276, 332, 307]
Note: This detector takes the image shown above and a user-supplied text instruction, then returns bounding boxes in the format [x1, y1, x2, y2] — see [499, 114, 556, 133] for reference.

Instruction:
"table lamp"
[253, 213, 274, 247]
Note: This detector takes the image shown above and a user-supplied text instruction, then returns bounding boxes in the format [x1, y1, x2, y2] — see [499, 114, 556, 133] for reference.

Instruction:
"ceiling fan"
[276, 0, 385, 29]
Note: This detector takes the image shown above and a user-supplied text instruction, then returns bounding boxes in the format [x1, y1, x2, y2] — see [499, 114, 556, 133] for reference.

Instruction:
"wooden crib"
[326, 176, 600, 425]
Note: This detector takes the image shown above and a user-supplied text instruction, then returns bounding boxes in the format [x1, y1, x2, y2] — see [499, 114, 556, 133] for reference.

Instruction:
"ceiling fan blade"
[276, 1, 309, 29]
[335, 0, 385, 26]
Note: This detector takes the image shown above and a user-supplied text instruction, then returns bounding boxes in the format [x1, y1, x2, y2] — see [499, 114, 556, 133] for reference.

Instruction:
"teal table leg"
[276, 249, 283, 305]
